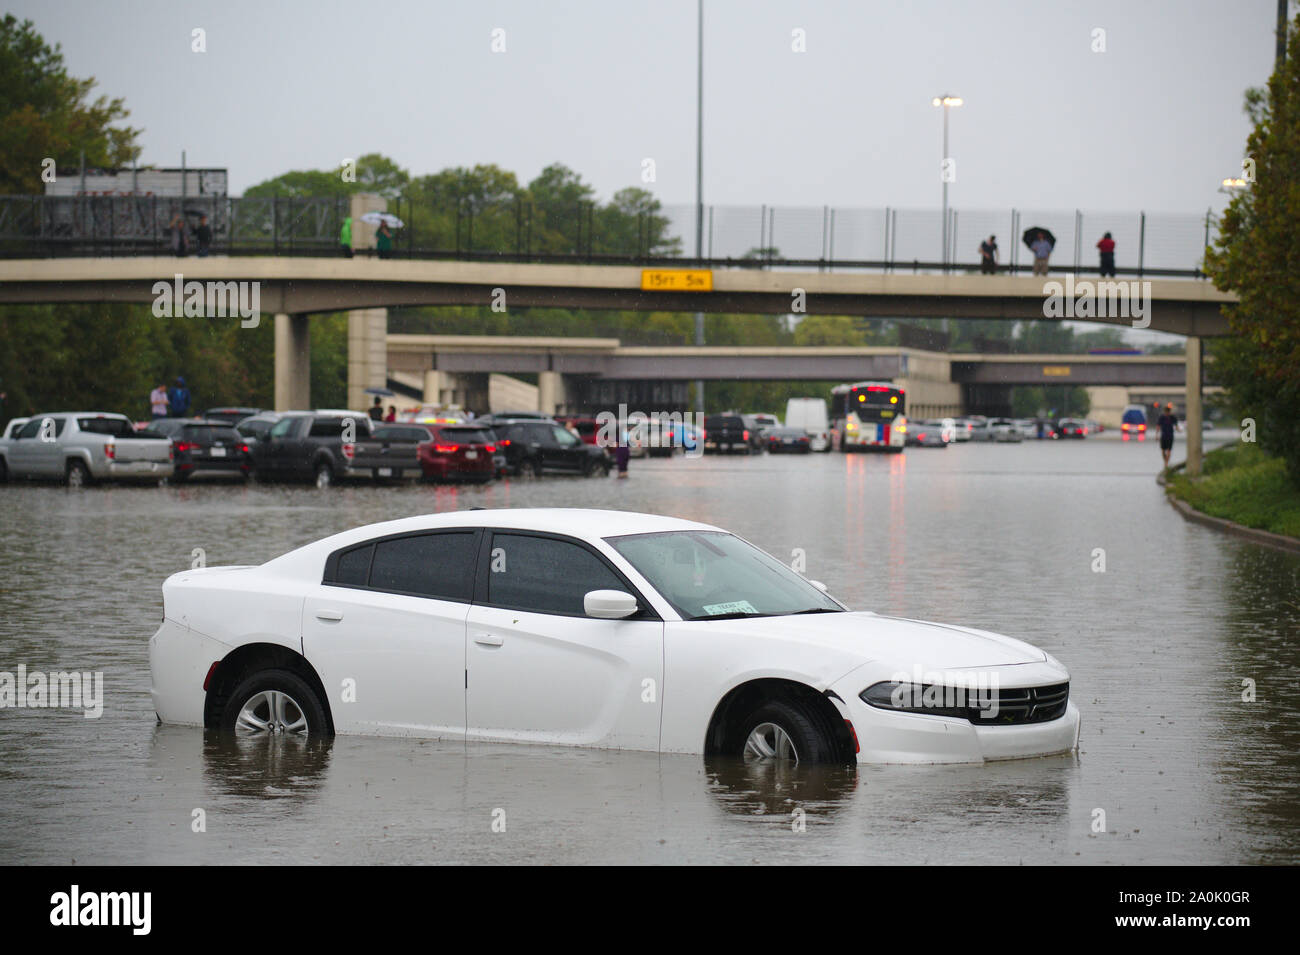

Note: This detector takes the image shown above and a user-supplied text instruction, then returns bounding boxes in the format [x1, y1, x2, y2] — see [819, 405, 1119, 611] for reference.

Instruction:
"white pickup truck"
[0, 412, 174, 486]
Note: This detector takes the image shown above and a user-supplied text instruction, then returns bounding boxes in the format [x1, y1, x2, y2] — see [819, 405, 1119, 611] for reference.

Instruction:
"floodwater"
[1, 430, 1297, 864]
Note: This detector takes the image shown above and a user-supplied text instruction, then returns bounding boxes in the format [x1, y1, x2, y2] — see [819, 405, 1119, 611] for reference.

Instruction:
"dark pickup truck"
[703, 414, 754, 454]
[352, 422, 498, 483]
[249, 412, 372, 487]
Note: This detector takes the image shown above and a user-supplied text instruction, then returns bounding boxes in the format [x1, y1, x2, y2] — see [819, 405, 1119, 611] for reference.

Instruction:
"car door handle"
[314, 609, 344, 621]
[473, 632, 504, 647]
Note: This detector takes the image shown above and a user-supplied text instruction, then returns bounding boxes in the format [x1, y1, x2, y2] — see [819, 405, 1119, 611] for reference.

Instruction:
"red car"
[352, 423, 497, 483]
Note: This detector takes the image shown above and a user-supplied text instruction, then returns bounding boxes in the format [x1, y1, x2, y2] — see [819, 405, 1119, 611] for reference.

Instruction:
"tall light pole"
[694, 0, 705, 412]
[931, 95, 962, 269]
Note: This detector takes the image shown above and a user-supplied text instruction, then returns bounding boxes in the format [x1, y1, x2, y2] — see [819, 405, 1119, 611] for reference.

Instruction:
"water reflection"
[200, 731, 333, 801]
[704, 757, 859, 822]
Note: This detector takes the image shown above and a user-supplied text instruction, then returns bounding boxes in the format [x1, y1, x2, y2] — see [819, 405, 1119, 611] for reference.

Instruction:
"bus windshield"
[845, 384, 904, 421]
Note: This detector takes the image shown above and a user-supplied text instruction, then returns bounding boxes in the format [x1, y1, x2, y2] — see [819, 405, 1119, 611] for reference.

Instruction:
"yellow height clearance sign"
[640, 269, 713, 291]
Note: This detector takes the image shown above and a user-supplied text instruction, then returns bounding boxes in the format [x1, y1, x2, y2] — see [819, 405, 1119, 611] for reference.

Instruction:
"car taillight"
[203, 661, 221, 692]
[743, 430, 750, 441]
[342, 442, 355, 460]
[1122, 423, 1129, 431]
[175, 441, 197, 453]
[1139, 424, 1146, 431]
[105, 442, 115, 460]
[435, 444, 460, 454]
[485, 443, 496, 452]
[239, 444, 249, 454]
[497, 439, 511, 447]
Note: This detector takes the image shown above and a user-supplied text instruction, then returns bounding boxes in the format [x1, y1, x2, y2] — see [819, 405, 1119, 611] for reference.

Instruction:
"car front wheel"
[738, 698, 840, 764]
[220, 668, 328, 738]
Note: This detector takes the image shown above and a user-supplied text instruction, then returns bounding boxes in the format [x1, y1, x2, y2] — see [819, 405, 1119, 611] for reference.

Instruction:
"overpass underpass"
[384, 335, 1210, 423]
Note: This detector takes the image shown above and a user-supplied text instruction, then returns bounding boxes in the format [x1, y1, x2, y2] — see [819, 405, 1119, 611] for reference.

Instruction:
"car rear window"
[440, 427, 494, 444]
[366, 532, 478, 601]
[309, 417, 367, 438]
[182, 425, 239, 444]
[372, 426, 431, 441]
[77, 417, 134, 437]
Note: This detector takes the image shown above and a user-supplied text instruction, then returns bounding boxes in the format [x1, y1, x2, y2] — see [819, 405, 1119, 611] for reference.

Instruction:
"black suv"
[250, 412, 373, 487]
[484, 417, 610, 477]
[703, 414, 754, 454]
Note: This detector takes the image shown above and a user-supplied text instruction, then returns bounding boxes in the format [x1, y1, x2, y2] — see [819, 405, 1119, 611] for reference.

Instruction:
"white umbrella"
[359, 211, 404, 228]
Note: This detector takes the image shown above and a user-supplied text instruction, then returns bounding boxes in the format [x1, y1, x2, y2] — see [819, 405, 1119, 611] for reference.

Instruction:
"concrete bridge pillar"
[348, 308, 388, 412]
[1185, 337, 1203, 476]
[538, 371, 565, 414]
[274, 313, 311, 410]
[423, 369, 446, 404]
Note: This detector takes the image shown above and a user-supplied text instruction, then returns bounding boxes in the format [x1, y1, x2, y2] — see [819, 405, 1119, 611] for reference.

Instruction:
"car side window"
[269, 418, 297, 438]
[17, 417, 65, 438]
[368, 532, 478, 601]
[334, 544, 373, 585]
[552, 426, 580, 447]
[487, 533, 627, 616]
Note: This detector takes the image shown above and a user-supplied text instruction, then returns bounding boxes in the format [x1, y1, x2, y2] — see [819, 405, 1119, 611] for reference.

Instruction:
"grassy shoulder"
[1166, 442, 1300, 539]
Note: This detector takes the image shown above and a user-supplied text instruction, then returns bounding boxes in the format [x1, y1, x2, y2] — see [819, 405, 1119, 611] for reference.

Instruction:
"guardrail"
[0, 195, 1221, 278]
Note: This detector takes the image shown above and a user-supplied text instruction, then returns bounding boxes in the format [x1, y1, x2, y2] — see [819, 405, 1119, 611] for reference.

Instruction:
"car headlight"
[860, 681, 971, 719]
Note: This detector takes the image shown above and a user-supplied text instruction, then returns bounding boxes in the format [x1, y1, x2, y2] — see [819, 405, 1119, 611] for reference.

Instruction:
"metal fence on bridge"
[0, 194, 1220, 278]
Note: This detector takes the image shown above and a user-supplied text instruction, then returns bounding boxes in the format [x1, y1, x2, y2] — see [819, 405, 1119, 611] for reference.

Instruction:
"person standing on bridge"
[978, 235, 999, 274]
[167, 215, 188, 257]
[194, 216, 212, 257]
[1156, 402, 1180, 468]
[1097, 232, 1116, 277]
[376, 222, 394, 260]
[1030, 234, 1052, 275]
[339, 216, 353, 258]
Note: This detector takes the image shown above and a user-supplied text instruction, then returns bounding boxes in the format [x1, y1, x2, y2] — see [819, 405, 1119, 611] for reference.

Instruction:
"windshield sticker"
[702, 601, 757, 616]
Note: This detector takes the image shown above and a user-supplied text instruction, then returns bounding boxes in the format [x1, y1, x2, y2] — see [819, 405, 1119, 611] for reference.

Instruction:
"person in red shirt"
[1097, 232, 1117, 277]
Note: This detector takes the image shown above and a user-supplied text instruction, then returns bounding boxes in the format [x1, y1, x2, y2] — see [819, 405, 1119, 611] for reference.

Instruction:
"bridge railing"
[0, 195, 1220, 278]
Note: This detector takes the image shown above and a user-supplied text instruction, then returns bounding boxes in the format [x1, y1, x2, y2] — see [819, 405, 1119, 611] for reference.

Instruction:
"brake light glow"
[175, 441, 197, 453]
[341, 442, 355, 460]
[485, 443, 496, 452]
[104, 442, 115, 460]
[435, 444, 460, 454]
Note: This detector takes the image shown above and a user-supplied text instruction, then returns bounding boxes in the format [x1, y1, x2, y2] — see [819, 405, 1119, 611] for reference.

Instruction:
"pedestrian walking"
[339, 216, 353, 258]
[149, 383, 170, 420]
[1097, 232, 1116, 277]
[978, 235, 998, 275]
[368, 396, 384, 422]
[194, 216, 212, 257]
[1031, 234, 1052, 276]
[614, 423, 631, 478]
[384, 405, 397, 423]
[376, 222, 393, 260]
[1156, 402, 1179, 469]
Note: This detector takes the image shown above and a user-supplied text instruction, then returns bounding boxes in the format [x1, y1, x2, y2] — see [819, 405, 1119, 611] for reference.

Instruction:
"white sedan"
[150, 509, 1080, 764]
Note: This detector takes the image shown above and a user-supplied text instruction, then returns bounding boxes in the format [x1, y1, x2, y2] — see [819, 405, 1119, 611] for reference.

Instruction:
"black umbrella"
[364, 386, 395, 397]
[1022, 227, 1056, 250]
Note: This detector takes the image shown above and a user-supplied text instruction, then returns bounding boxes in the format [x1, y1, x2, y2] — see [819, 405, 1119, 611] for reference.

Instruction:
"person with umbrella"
[1097, 232, 1116, 277]
[1024, 227, 1055, 276]
[376, 221, 394, 259]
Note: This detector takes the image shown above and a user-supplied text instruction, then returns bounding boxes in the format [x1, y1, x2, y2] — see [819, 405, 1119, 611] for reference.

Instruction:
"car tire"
[0, 457, 7, 483]
[737, 698, 840, 764]
[314, 461, 334, 489]
[65, 459, 91, 488]
[527, 458, 543, 478]
[220, 668, 329, 738]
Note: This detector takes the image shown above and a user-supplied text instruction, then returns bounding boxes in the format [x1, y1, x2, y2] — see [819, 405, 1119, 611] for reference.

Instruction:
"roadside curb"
[1157, 465, 1300, 555]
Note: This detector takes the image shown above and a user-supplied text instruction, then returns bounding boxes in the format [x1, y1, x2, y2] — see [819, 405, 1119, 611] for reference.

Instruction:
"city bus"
[832, 381, 906, 452]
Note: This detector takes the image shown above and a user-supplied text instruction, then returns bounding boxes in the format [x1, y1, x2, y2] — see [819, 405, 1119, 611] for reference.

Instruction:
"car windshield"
[606, 530, 843, 620]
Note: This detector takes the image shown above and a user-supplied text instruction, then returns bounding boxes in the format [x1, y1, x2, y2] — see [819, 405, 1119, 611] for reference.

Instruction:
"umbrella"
[1022, 227, 1056, 250]
[359, 212, 404, 229]
[363, 386, 395, 397]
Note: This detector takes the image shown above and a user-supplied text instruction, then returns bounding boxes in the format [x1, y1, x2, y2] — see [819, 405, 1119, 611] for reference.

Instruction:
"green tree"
[1204, 13, 1300, 485]
[0, 15, 141, 194]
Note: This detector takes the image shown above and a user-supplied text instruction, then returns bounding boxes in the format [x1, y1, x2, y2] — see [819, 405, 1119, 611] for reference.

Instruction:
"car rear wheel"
[526, 458, 543, 477]
[65, 459, 90, 488]
[314, 461, 334, 489]
[738, 698, 839, 765]
[221, 669, 328, 738]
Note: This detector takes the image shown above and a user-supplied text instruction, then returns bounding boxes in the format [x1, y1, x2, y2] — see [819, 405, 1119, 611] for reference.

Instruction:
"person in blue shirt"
[168, 377, 191, 418]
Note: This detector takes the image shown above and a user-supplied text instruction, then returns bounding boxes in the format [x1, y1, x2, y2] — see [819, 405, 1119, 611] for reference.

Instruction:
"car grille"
[969, 682, 1069, 726]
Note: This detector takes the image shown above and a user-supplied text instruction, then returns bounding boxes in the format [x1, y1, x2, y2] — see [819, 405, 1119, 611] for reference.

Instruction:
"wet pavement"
[1, 429, 1297, 864]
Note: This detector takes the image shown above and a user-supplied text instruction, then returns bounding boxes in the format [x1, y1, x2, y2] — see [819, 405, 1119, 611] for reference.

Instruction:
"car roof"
[262, 508, 724, 574]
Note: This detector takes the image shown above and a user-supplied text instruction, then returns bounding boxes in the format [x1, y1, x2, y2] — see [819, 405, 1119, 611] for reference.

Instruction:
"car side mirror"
[809, 580, 829, 592]
[584, 589, 638, 619]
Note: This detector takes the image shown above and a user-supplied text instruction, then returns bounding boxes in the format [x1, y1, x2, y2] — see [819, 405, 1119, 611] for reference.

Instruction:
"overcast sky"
[12, 0, 1283, 214]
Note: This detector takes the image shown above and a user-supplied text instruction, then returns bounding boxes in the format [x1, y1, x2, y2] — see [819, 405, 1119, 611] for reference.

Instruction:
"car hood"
[693, 610, 1046, 673]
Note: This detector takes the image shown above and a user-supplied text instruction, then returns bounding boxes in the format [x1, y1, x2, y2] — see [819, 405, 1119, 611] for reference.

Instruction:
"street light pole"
[932, 95, 962, 270]
[694, 0, 705, 412]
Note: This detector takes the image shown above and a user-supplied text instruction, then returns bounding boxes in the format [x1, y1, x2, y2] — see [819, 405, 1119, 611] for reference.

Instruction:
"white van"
[784, 398, 832, 452]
